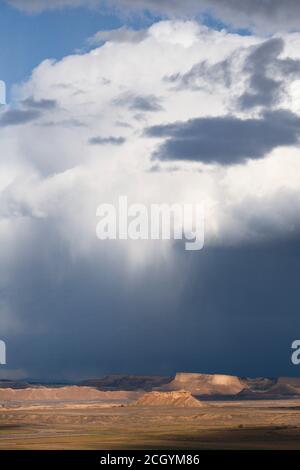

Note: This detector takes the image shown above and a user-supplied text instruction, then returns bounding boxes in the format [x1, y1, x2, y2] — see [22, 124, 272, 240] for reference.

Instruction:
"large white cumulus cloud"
[2, 20, 300, 253]
[0, 23, 298, 310]
[1, 20, 300, 378]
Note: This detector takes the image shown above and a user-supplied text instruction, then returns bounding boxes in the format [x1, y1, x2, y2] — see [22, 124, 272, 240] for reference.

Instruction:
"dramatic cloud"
[239, 38, 284, 110]
[239, 38, 300, 110]
[170, 37, 300, 111]
[7, 0, 300, 33]
[2, 20, 300, 378]
[7, 239, 300, 380]
[146, 110, 300, 165]
[121, 0, 300, 33]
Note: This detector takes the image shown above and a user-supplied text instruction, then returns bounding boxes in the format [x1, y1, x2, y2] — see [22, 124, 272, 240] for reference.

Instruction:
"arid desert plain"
[2, 373, 300, 450]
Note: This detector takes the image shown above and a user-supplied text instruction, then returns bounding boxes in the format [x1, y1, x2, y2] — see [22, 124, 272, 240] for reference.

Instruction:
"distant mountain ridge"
[2, 373, 300, 400]
[80, 374, 173, 391]
[0, 386, 140, 403]
[164, 374, 300, 399]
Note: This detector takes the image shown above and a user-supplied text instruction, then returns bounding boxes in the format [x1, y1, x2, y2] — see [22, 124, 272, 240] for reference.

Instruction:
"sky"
[1, 0, 300, 381]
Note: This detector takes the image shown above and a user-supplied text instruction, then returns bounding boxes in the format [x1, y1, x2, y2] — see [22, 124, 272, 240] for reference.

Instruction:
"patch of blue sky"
[0, 3, 158, 100]
[200, 11, 251, 36]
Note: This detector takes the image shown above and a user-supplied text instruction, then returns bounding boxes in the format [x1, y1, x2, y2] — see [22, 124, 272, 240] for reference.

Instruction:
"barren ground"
[1, 400, 300, 449]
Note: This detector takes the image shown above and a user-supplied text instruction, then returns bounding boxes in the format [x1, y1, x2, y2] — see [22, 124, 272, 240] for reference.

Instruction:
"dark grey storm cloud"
[6, 0, 300, 32]
[0, 109, 41, 127]
[239, 39, 283, 110]
[4, 224, 300, 380]
[115, 94, 164, 113]
[239, 38, 300, 110]
[146, 110, 300, 165]
[169, 38, 300, 111]
[89, 136, 126, 145]
[119, 0, 300, 33]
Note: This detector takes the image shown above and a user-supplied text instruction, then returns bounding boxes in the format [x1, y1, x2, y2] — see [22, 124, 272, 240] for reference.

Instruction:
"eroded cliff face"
[0, 386, 140, 403]
[132, 390, 203, 408]
[162, 372, 245, 395]
[2, 374, 300, 402]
